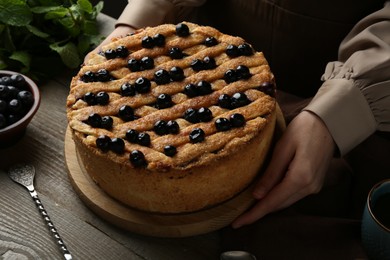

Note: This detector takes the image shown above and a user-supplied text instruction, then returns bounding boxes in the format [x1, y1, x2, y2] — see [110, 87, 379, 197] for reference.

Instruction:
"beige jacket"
[116, 0, 390, 156]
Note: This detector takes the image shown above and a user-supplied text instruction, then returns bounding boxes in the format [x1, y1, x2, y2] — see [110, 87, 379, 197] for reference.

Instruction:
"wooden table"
[0, 14, 221, 260]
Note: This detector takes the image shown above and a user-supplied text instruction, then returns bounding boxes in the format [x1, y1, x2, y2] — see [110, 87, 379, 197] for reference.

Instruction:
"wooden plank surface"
[0, 13, 221, 260]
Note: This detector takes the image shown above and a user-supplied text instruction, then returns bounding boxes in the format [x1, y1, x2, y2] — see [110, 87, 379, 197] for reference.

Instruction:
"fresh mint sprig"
[0, 0, 104, 81]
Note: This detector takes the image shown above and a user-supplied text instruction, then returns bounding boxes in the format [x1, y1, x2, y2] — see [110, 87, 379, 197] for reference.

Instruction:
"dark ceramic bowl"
[0, 70, 41, 147]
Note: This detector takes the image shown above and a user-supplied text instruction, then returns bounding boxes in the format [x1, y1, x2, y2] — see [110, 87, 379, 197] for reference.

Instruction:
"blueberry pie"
[67, 22, 277, 214]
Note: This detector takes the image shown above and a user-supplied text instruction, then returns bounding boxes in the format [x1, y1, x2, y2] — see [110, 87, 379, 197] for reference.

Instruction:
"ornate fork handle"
[8, 164, 72, 260]
[27, 185, 73, 260]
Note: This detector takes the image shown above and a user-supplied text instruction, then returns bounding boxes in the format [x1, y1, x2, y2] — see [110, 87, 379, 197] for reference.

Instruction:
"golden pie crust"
[67, 22, 276, 214]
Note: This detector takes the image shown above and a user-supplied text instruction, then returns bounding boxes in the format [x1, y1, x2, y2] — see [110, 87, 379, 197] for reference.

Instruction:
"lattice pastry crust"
[67, 22, 277, 213]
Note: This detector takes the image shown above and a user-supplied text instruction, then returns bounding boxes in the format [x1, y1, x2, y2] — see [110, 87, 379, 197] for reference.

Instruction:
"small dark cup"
[361, 179, 390, 260]
[0, 70, 40, 147]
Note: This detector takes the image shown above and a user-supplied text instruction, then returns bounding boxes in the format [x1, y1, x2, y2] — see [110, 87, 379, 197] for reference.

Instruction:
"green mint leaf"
[94, 1, 104, 13]
[44, 7, 69, 19]
[50, 41, 81, 69]
[0, 58, 7, 70]
[89, 1, 103, 20]
[88, 34, 104, 48]
[29, 0, 60, 7]
[59, 16, 80, 37]
[26, 24, 50, 38]
[69, 4, 82, 21]
[31, 6, 70, 20]
[0, 0, 32, 26]
[77, 0, 93, 14]
[86, 1, 104, 21]
[77, 34, 102, 54]
[30, 6, 65, 14]
[9, 50, 31, 69]
[82, 19, 98, 35]
[0, 25, 16, 51]
[77, 36, 91, 55]
[58, 16, 75, 28]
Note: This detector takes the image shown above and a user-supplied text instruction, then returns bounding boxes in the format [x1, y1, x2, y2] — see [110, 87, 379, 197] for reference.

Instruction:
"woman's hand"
[84, 25, 136, 63]
[232, 110, 336, 228]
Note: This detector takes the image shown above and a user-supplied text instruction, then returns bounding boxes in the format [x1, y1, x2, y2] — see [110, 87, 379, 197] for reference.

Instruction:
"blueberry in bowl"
[0, 70, 40, 147]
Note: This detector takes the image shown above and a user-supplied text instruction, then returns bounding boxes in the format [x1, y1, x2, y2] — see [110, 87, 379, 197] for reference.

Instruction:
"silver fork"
[8, 163, 73, 260]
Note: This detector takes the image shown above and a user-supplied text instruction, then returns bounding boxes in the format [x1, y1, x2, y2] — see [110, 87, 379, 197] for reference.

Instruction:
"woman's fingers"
[84, 25, 135, 63]
[231, 111, 336, 228]
[232, 175, 304, 228]
[252, 134, 295, 199]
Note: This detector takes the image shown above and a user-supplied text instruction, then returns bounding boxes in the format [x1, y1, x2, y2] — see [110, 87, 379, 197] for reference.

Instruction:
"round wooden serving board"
[64, 106, 285, 238]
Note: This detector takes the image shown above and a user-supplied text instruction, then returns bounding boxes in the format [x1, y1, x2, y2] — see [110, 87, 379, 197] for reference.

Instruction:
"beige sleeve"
[116, 0, 206, 29]
[304, 1, 390, 156]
